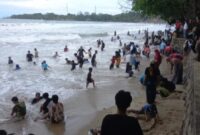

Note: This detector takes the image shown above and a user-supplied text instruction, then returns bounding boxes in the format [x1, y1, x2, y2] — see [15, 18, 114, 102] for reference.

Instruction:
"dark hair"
[89, 67, 93, 71]
[115, 90, 132, 111]
[11, 96, 18, 103]
[0, 130, 7, 135]
[42, 93, 49, 99]
[52, 95, 59, 104]
[36, 92, 40, 97]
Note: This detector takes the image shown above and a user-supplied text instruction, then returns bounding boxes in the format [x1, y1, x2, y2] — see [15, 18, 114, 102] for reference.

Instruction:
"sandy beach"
[78, 55, 186, 135]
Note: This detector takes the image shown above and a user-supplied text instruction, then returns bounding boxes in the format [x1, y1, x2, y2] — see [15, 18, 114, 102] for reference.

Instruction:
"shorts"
[87, 78, 93, 83]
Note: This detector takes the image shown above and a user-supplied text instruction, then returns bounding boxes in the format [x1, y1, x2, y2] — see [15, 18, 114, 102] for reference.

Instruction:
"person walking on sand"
[86, 67, 95, 88]
[154, 49, 162, 68]
[144, 61, 160, 103]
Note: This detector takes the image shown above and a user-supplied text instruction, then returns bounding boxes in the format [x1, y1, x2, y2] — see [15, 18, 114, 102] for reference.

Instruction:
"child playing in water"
[86, 67, 95, 88]
[41, 61, 50, 71]
[31, 92, 43, 104]
[53, 51, 60, 58]
[15, 64, 21, 70]
[11, 96, 26, 119]
[71, 60, 79, 71]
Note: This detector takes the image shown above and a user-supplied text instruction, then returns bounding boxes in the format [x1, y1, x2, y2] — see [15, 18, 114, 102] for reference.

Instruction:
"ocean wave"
[79, 32, 108, 38]
[0, 34, 82, 43]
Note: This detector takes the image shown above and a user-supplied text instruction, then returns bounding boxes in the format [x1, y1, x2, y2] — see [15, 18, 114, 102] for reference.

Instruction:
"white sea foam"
[0, 19, 165, 119]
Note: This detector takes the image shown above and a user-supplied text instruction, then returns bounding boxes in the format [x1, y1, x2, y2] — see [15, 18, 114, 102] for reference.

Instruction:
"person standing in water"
[77, 46, 86, 58]
[53, 51, 60, 58]
[110, 56, 116, 70]
[34, 48, 39, 58]
[86, 67, 95, 88]
[91, 50, 98, 67]
[88, 48, 92, 58]
[101, 41, 105, 51]
[115, 50, 121, 68]
[26, 50, 33, 62]
[41, 61, 50, 71]
[71, 60, 79, 71]
[8, 57, 13, 64]
[64, 45, 68, 52]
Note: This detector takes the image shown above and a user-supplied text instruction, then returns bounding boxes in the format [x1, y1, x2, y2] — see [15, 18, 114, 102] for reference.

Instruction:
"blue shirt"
[42, 63, 48, 70]
[160, 41, 166, 50]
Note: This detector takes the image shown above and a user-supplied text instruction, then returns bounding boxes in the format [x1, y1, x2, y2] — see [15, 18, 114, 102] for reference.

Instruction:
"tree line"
[132, 0, 200, 20]
[9, 12, 161, 22]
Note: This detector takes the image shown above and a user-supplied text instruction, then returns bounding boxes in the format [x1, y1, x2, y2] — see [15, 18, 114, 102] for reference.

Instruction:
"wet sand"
[78, 56, 186, 135]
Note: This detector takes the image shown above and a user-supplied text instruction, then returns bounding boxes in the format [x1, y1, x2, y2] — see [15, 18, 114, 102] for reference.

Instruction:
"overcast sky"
[0, 0, 130, 18]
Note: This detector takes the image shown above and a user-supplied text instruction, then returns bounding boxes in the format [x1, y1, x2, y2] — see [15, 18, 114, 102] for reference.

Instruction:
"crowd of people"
[2, 16, 200, 134]
[89, 17, 200, 135]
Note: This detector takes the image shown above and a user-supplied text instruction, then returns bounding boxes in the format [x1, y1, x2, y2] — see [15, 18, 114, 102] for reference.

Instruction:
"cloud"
[0, 0, 66, 10]
[0, 0, 122, 17]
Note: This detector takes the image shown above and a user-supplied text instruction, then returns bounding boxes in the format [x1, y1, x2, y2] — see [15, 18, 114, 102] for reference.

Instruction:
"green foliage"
[9, 12, 155, 22]
[133, 0, 186, 20]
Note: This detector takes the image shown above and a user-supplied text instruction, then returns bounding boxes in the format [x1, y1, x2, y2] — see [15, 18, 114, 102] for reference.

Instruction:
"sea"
[0, 19, 166, 134]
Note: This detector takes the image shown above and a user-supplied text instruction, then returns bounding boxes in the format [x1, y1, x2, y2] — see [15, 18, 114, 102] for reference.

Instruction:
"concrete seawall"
[181, 52, 200, 135]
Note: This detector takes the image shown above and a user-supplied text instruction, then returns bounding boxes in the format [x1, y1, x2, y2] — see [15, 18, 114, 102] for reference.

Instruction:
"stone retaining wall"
[181, 52, 200, 135]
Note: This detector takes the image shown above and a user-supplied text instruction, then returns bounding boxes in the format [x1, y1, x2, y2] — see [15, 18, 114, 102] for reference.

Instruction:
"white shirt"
[184, 22, 188, 30]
